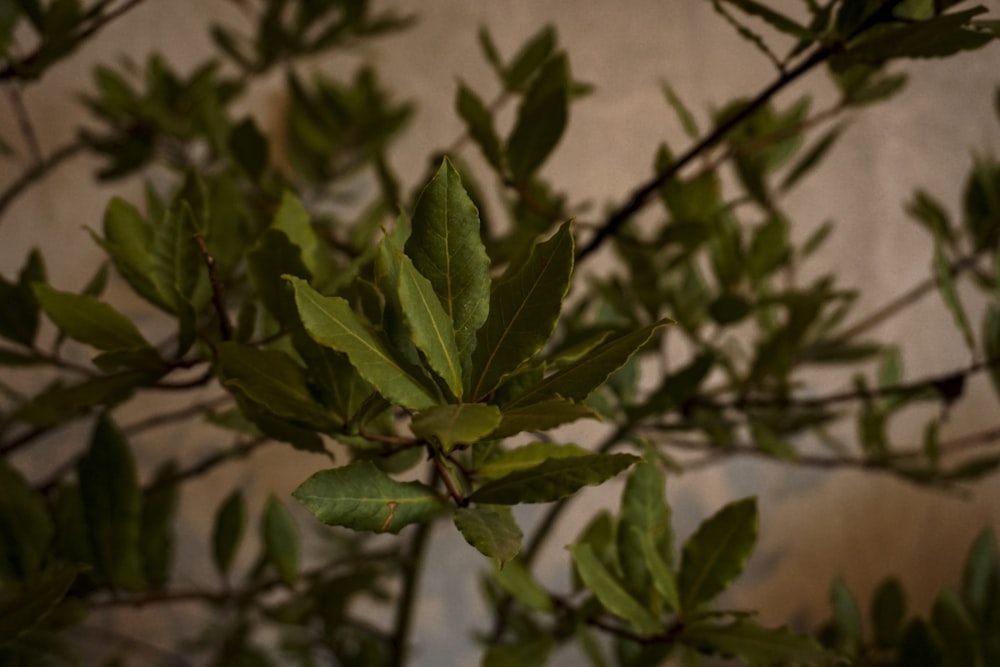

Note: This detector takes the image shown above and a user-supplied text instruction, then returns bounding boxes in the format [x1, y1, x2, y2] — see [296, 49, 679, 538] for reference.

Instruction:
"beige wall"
[3, 2, 999, 665]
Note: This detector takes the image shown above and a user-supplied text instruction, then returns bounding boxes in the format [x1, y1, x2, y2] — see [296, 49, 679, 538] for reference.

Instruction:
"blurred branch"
[0, 138, 88, 222]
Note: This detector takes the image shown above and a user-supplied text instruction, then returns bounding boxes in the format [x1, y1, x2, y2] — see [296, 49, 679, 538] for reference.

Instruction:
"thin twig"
[146, 437, 272, 493]
[5, 84, 43, 163]
[0, 138, 88, 222]
[195, 233, 232, 341]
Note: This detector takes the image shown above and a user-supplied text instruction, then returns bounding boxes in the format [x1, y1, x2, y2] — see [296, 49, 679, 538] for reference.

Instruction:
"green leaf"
[406, 158, 490, 384]
[293, 461, 445, 534]
[261, 496, 299, 586]
[453, 505, 522, 565]
[247, 228, 312, 327]
[504, 25, 557, 91]
[678, 497, 758, 610]
[494, 558, 552, 611]
[287, 276, 438, 410]
[482, 637, 554, 667]
[229, 116, 269, 178]
[506, 52, 569, 181]
[77, 416, 144, 590]
[961, 528, 998, 622]
[140, 462, 178, 588]
[96, 199, 168, 311]
[476, 442, 590, 479]
[661, 81, 700, 140]
[491, 397, 598, 439]
[471, 453, 638, 504]
[272, 190, 320, 275]
[33, 283, 150, 352]
[898, 618, 946, 667]
[507, 319, 670, 408]
[0, 249, 44, 347]
[719, 0, 813, 39]
[456, 81, 503, 169]
[411, 403, 501, 453]
[829, 577, 864, 654]
[0, 461, 53, 580]
[0, 563, 78, 644]
[217, 341, 338, 430]
[472, 221, 574, 400]
[931, 590, 977, 667]
[848, 8, 993, 61]
[9, 371, 152, 427]
[618, 459, 677, 611]
[983, 306, 1000, 401]
[871, 577, 906, 648]
[151, 204, 204, 354]
[934, 239, 976, 353]
[569, 543, 662, 635]
[212, 490, 245, 576]
[377, 231, 463, 397]
[680, 619, 838, 666]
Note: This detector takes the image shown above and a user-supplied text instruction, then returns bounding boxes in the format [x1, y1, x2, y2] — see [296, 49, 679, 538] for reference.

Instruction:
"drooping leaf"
[293, 461, 445, 534]
[453, 505, 522, 565]
[377, 230, 463, 398]
[411, 403, 501, 453]
[261, 496, 299, 586]
[212, 490, 245, 577]
[718, 0, 814, 39]
[476, 442, 590, 479]
[287, 276, 438, 410]
[934, 238, 976, 353]
[0, 461, 53, 580]
[506, 52, 569, 181]
[568, 543, 662, 635]
[491, 397, 598, 439]
[77, 416, 144, 590]
[0, 563, 78, 644]
[406, 158, 491, 384]
[680, 619, 838, 666]
[507, 319, 670, 408]
[456, 81, 503, 169]
[848, 8, 993, 62]
[678, 497, 758, 611]
[9, 371, 153, 427]
[33, 283, 150, 352]
[982, 306, 1000, 401]
[471, 453, 638, 505]
[472, 221, 574, 400]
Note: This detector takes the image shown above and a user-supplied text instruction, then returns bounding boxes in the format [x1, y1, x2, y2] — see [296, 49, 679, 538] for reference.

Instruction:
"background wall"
[2, 1, 999, 665]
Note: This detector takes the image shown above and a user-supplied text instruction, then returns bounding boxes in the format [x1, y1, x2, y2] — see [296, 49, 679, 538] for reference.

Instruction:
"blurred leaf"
[494, 558, 552, 611]
[0, 563, 78, 644]
[261, 496, 299, 586]
[830, 578, 864, 655]
[472, 221, 574, 400]
[963, 158, 1000, 251]
[661, 81, 700, 140]
[961, 528, 998, 622]
[288, 276, 438, 410]
[898, 618, 946, 667]
[0, 461, 52, 580]
[272, 190, 320, 276]
[471, 453, 637, 504]
[9, 371, 152, 427]
[453, 505, 522, 565]
[680, 619, 837, 666]
[0, 249, 44, 347]
[931, 589, 977, 667]
[504, 25, 556, 91]
[933, 237, 976, 353]
[411, 403, 501, 453]
[482, 637, 554, 667]
[678, 497, 757, 611]
[569, 543, 662, 635]
[506, 52, 569, 181]
[871, 577, 906, 648]
[406, 158, 491, 382]
[476, 442, 590, 479]
[717, 0, 813, 40]
[456, 81, 503, 169]
[293, 461, 445, 534]
[848, 8, 993, 61]
[212, 490, 245, 577]
[77, 416, 144, 590]
[33, 283, 150, 352]
[140, 462, 178, 588]
[228, 116, 269, 178]
[907, 188, 955, 246]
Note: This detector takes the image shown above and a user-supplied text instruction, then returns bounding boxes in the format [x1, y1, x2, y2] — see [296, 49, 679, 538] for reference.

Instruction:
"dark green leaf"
[411, 403, 501, 452]
[456, 82, 503, 169]
[482, 637, 554, 667]
[898, 618, 946, 667]
[680, 619, 838, 666]
[0, 564, 78, 644]
[0, 461, 52, 580]
[287, 276, 438, 410]
[961, 528, 998, 622]
[719, 0, 814, 39]
[907, 188, 955, 245]
[619, 459, 677, 611]
[247, 228, 311, 327]
[141, 462, 178, 587]
[10, 371, 152, 427]
[506, 53, 569, 181]
[471, 453, 638, 504]
[569, 543, 662, 635]
[0, 249, 44, 347]
[871, 577, 906, 648]
[678, 497, 758, 610]
[491, 397, 598, 439]
[293, 461, 445, 534]
[661, 81, 700, 140]
[406, 158, 491, 383]
[476, 442, 590, 479]
[33, 283, 150, 352]
[272, 190, 320, 276]
[472, 221, 574, 400]
[261, 496, 299, 586]
[931, 590, 977, 667]
[849, 9, 993, 61]
[229, 116, 269, 178]
[77, 416, 144, 590]
[453, 505, 522, 565]
[504, 25, 556, 91]
[830, 577, 864, 655]
[212, 490, 245, 577]
[151, 205, 204, 354]
[934, 237, 976, 352]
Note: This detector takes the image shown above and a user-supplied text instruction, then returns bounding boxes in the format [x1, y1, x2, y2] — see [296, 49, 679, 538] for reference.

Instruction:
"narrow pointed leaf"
[508, 319, 670, 408]
[679, 619, 838, 666]
[272, 190, 319, 274]
[472, 222, 574, 400]
[261, 496, 299, 586]
[140, 462, 178, 587]
[411, 403, 501, 452]
[491, 397, 598, 438]
[619, 459, 678, 611]
[33, 283, 150, 352]
[456, 81, 503, 169]
[569, 543, 662, 635]
[495, 558, 552, 611]
[0, 563, 79, 644]
[287, 276, 437, 410]
[453, 505, 522, 565]
[97, 198, 169, 310]
[293, 461, 445, 534]
[0, 461, 53, 580]
[212, 490, 245, 576]
[471, 453, 637, 504]
[377, 232, 463, 397]
[476, 442, 590, 479]
[151, 205, 204, 354]
[506, 53, 569, 180]
[678, 497, 758, 610]
[934, 239, 976, 352]
[406, 158, 490, 383]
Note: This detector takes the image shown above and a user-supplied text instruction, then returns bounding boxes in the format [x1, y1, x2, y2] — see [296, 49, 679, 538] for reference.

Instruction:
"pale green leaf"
[406, 158, 490, 384]
[472, 221, 574, 400]
[476, 442, 589, 479]
[377, 231, 463, 397]
[293, 461, 445, 534]
[33, 283, 150, 352]
[471, 453, 637, 504]
[680, 619, 838, 666]
[491, 397, 598, 439]
[261, 496, 299, 586]
[569, 543, 662, 635]
[507, 319, 670, 408]
[287, 276, 438, 410]
[453, 505, 522, 565]
[678, 497, 758, 610]
[411, 403, 501, 453]
[494, 558, 553, 611]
